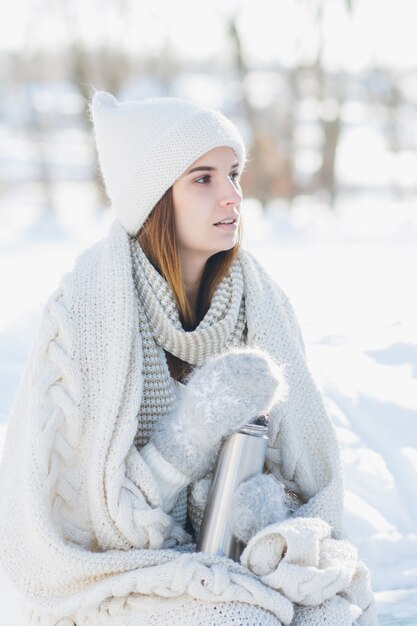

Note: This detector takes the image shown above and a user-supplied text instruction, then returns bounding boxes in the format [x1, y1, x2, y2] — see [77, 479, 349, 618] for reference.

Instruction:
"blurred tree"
[18, 6, 55, 218]
[225, 0, 355, 209]
[61, 0, 136, 206]
[226, 16, 297, 209]
[312, 0, 344, 208]
[2, 0, 414, 216]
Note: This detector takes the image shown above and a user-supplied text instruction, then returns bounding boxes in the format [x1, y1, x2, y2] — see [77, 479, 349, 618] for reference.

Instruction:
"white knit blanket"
[241, 517, 377, 624]
[0, 220, 377, 625]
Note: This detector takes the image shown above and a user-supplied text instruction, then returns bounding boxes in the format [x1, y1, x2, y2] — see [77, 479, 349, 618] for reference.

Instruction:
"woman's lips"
[214, 217, 239, 230]
[214, 222, 238, 231]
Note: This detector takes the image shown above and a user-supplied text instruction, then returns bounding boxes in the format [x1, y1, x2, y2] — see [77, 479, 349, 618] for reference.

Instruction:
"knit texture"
[98, 597, 282, 626]
[90, 91, 247, 235]
[0, 221, 376, 625]
[140, 442, 189, 514]
[130, 236, 246, 527]
[240, 517, 377, 624]
[133, 301, 190, 528]
[230, 473, 292, 544]
[151, 347, 287, 480]
[189, 476, 212, 536]
[130, 237, 247, 366]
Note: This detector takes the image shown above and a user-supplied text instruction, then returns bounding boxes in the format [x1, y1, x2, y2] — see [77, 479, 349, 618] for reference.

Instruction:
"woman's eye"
[194, 172, 240, 185]
[195, 175, 210, 184]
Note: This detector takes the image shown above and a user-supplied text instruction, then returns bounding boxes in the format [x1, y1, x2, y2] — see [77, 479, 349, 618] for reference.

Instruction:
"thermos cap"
[252, 414, 269, 427]
[238, 414, 269, 437]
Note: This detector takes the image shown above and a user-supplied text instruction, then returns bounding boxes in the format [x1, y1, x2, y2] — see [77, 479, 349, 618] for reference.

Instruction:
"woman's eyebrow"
[184, 162, 239, 176]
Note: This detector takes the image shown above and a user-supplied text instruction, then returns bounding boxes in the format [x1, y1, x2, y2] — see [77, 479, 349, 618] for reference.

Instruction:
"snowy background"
[1, 0, 417, 623]
[0, 194, 416, 624]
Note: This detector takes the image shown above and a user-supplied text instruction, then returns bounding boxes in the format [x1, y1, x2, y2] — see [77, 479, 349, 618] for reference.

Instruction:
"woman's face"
[172, 146, 243, 262]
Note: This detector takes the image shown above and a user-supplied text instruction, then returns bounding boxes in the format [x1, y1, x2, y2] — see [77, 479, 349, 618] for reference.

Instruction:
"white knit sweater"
[0, 221, 377, 625]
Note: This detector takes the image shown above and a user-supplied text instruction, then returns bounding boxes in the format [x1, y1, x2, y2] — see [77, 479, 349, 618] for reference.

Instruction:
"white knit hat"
[90, 91, 247, 236]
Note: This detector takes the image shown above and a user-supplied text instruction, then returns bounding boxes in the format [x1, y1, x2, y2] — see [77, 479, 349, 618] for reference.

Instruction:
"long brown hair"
[135, 185, 243, 381]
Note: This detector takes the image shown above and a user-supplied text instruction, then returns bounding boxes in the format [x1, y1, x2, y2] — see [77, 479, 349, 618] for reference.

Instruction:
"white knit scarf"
[129, 238, 247, 366]
[129, 238, 247, 529]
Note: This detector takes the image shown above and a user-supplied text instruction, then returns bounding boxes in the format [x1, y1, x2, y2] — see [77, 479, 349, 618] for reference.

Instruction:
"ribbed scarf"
[129, 238, 247, 528]
[129, 238, 246, 366]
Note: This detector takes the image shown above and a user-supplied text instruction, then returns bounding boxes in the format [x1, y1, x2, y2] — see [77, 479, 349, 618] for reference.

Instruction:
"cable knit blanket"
[0, 220, 377, 625]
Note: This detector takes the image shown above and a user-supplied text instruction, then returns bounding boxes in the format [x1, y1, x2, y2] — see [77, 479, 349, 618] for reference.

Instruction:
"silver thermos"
[196, 415, 269, 562]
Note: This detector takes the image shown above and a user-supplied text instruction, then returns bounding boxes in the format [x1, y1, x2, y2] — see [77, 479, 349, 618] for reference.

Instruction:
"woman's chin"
[214, 240, 237, 254]
[212, 234, 238, 251]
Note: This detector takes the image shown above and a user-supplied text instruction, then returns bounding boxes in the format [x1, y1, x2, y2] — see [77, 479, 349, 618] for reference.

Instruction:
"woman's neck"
[183, 269, 203, 312]
[179, 252, 208, 312]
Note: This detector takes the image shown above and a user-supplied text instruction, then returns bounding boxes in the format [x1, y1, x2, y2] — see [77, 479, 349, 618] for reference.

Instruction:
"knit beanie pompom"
[89, 90, 247, 236]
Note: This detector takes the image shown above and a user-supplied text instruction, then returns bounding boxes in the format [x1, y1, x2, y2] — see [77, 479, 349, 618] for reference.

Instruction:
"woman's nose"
[220, 179, 242, 206]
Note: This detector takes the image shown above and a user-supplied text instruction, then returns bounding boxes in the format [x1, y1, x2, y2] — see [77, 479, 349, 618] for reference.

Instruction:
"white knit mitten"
[151, 348, 286, 481]
[230, 473, 292, 544]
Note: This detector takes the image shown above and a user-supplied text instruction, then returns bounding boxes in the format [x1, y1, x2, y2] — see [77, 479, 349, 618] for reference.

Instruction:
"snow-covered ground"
[0, 189, 416, 624]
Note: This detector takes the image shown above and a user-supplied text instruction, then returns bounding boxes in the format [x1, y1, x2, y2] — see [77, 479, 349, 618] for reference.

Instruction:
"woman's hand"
[189, 472, 295, 543]
[230, 473, 293, 545]
[151, 347, 287, 480]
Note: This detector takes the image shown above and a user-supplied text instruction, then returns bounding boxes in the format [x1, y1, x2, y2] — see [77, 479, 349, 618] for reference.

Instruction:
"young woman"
[0, 92, 377, 626]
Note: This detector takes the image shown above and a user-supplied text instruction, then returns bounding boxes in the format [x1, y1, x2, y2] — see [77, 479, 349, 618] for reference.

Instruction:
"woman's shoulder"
[70, 221, 130, 279]
[54, 221, 132, 303]
[35, 220, 138, 346]
[47, 220, 141, 355]
[238, 248, 291, 305]
[238, 248, 306, 357]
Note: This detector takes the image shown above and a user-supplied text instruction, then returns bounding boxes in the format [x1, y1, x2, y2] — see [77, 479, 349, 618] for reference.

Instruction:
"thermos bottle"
[196, 415, 269, 562]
